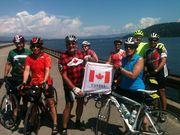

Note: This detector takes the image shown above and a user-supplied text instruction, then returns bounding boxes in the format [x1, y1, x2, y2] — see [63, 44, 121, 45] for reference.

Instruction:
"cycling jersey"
[136, 42, 149, 57]
[136, 42, 167, 58]
[7, 48, 32, 77]
[108, 49, 125, 68]
[58, 50, 86, 86]
[145, 47, 168, 77]
[85, 49, 99, 62]
[25, 53, 53, 85]
[120, 54, 145, 90]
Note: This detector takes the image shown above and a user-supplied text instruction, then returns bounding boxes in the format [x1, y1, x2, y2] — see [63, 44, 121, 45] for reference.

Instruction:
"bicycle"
[0, 77, 21, 130]
[22, 85, 57, 135]
[143, 74, 162, 109]
[95, 90, 180, 135]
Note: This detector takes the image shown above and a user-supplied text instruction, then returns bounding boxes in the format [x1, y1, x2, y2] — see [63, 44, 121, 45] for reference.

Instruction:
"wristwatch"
[119, 66, 123, 71]
[154, 69, 158, 72]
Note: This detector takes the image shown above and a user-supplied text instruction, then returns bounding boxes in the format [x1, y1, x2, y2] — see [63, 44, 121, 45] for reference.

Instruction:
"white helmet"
[82, 41, 90, 46]
[149, 32, 160, 40]
[124, 37, 138, 45]
[65, 35, 78, 43]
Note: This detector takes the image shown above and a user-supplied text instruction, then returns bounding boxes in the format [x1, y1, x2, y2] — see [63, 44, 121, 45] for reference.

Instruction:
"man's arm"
[61, 72, 75, 90]
[4, 62, 12, 77]
[155, 57, 167, 72]
[23, 65, 30, 83]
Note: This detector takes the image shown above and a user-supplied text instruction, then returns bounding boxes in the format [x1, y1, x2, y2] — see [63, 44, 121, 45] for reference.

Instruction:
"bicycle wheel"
[95, 99, 111, 135]
[137, 109, 180, 135]
[24, 103, 40, 135]
[0, 94, 20, 130]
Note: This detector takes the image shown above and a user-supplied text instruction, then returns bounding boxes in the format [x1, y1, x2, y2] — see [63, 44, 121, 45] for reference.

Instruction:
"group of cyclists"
[1, 29, 168, 135]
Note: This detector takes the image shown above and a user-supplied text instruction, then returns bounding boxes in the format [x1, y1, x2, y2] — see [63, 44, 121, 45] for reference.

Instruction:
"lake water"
[44, 37, 180, 76]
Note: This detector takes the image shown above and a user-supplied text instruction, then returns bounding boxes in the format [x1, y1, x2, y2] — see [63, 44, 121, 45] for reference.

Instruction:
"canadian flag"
[82, 62, 113, 94]
[89, 70, 110, 83]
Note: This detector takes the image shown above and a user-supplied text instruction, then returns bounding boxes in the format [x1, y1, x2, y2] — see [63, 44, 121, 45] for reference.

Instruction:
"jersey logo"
[67, 57, 83, 66]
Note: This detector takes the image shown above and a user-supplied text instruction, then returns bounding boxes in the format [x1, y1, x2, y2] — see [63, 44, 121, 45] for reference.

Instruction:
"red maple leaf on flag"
[73, 58, 78, 63]
[96, 73, 104, 80]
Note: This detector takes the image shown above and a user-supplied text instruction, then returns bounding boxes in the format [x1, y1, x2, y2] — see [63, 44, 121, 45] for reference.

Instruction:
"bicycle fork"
[5, 98, 12, 113]
[144, 111, 162, 135]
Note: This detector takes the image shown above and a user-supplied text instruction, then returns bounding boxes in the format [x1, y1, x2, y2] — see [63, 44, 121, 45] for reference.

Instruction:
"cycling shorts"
[44, 85, 56, 98]
[114, 88, 145, 103]
[63, 84, 84, 103]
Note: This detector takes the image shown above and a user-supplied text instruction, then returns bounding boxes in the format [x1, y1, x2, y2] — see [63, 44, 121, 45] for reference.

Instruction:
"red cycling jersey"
[58, 50, 86, 86]
[25, 53, 53, 85]
[108, 49, 125, 68]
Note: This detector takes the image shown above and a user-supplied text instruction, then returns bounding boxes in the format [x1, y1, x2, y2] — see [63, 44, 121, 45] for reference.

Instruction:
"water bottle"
[129, 110, 137, 125]
[120, 103, 130, 119]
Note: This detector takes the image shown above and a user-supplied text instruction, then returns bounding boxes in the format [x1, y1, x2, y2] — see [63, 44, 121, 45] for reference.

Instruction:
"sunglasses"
[125, 45, 136, 50]
[15, 43, 23, 46]
[82, 45, 88, 48]
[31, 45, 41, 48]
[149, 39, 158, 42]
[67, 42, 76, 45]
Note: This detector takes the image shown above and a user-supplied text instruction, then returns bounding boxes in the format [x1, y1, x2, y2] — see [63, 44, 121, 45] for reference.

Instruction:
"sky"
[0, 0, 180, 39]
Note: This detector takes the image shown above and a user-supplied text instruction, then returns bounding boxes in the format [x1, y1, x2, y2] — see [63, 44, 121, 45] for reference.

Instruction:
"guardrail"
[0, 43, 13, 49]
[43, 47, 180, 103]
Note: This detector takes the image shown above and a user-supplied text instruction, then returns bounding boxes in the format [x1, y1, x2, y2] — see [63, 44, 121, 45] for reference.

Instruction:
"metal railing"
[43, 47, 180, 103]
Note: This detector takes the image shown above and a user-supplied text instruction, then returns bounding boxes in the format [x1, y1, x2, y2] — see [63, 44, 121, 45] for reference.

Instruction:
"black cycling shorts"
[155, 70, 166, 89]
[45, 85, 56, 98]
[114, 88, 145, 103]
[63, 84, 83, 103]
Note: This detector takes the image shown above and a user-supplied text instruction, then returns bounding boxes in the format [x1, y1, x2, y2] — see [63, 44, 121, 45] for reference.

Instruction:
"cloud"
[0, 11, 111, 38]
[123, 23, 135, 31]
[82, 25, 111, 36]
[139, 17, 160, 28]
[123, 17, 161, 32]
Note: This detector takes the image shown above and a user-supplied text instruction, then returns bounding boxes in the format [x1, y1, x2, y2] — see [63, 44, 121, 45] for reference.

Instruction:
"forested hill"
[123, 22, 180, 38]
[143, 22, 180, 37]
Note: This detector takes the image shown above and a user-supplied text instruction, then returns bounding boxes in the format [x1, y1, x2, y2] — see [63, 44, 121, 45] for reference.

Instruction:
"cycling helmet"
[30, 37, 43, 49]
[65, 35, 78, 44]
[13, 35, 25, 44]
[114, 39, 123, 44]
[124, 37, 138, 48]
[30, 37, 43, 45]
[134, 30, 144, 37]
[82, 41, 90, 46]
[149, 32, 160, 40]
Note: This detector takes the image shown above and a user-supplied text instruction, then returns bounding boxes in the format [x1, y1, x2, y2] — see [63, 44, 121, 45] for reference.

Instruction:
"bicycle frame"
[104, 91, 163, 135]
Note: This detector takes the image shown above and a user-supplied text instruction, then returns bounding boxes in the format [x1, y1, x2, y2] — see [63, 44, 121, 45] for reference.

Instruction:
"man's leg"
[75, 98, 85, 131]
[159, 88, 167, 110]
[62, 102, 73, 129]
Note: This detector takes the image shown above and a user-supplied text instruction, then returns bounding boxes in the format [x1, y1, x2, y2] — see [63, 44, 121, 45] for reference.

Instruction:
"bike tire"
[24, 103, 40, 135]
[0, 94, 20, 130]
[95, 99, 111, 135]
[136, 109, 180, 135]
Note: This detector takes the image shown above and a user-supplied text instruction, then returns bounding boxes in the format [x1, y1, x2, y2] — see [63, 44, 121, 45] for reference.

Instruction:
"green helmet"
[134, 30, 144, 37]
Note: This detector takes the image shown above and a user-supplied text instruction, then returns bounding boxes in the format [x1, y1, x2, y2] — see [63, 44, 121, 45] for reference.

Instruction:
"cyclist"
[117, 37, 145, 100]
[145, 33, 168, 113]
[4, 35, 31, 117]
[82, 40, 99, 62]
[21, 37, 58, 134]
[133, 30, 149, 57]
[112, 37, 145, 133]
[134, 30, 167, 58]
[58, 35, 86, 135]
[106, 39, 125, 89]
